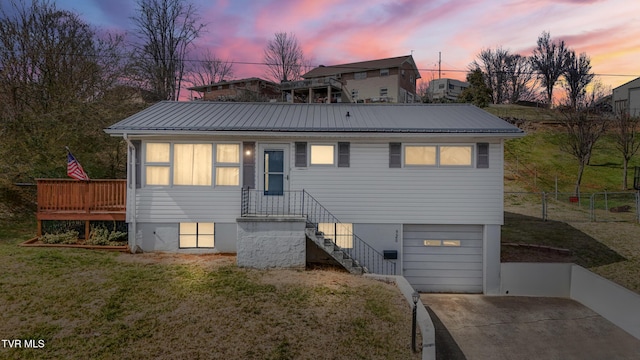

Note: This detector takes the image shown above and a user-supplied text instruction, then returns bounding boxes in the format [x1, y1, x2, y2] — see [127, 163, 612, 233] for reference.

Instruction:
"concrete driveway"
[422, 294, 640, 360]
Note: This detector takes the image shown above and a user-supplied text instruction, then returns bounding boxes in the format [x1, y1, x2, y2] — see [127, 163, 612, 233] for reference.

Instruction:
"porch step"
[305, 228, 364, 275]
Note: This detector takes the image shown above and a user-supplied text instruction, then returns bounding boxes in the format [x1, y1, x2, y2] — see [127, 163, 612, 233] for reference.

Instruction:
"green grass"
[0, 217, 419, 360]
[502, 112, 640, 193]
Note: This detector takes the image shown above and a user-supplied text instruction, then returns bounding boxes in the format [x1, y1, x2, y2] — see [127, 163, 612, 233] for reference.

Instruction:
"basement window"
[318, 223, 353, 249]
[179, 222, 214, 248]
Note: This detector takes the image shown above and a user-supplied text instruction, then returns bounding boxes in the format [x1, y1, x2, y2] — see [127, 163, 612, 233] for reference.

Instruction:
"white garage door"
[403, 224, 483, 293]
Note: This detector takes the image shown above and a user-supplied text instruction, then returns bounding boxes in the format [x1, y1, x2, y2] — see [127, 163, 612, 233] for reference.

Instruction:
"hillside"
[488, 104, 640, 193]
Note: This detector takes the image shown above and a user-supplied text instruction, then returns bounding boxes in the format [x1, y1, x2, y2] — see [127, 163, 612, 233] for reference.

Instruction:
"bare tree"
[559, 110, 607, 195]
[530, 31, 568, 107]
[471, 47, 536, 104]
[263, 32, 306, 83]
[472, 47, 509, 104]
[130, 0, 204, 101]
[612, 113, 640, 189]
[185, 50, 234, 87]
[504, 54, 537, 104]
[563, 50, 594, 111]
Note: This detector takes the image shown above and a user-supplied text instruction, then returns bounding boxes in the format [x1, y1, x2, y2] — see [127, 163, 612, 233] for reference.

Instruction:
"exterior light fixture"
[412, 291, 420, 353]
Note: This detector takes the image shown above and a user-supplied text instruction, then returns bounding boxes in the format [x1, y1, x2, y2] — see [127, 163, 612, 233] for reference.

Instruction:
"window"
[405, 146, 436, 166]
[440, 146, 472, 166]
[423, 239, 460, 247]
[143, 142, 241, 187]
[173, 144, 212, 186]
[179, 222, 214, 248]
[380, 68, 389, 76]
[354, 72, 367, 80]
[380, 87, 388, 97]
[216, 144, 240, 186]
[318, 223, 353, 248]
[438, 84, 445, 89]
[403, 145, 473, 167]
[310, 145, 334, 165]
[145, 143, 170, 185]
[351, 89, 359, 101]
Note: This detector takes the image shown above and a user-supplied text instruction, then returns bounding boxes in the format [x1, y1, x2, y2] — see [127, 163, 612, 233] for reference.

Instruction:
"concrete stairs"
[305, 227, 364, 275]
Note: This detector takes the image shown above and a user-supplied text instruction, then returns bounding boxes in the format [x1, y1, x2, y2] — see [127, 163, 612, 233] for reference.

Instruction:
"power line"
[3, 50, 639, 78]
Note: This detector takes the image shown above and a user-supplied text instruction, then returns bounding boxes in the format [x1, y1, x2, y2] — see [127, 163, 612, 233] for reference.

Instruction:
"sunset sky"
[43, 0, 640, 92]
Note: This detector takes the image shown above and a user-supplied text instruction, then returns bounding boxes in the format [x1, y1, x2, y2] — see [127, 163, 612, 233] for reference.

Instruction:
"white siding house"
[105, 101, 523, 294]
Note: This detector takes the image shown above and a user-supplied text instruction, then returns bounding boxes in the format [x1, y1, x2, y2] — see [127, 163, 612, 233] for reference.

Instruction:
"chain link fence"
[505, 191, 640, 223]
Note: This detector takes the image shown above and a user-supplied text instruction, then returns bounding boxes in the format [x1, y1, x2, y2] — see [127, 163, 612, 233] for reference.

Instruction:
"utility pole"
[438, 51, 441, 79]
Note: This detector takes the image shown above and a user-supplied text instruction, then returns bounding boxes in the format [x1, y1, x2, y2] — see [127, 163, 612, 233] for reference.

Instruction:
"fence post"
[541, 192, 547, 221]
[637, 191, 640, 224]
[590, 193, 595, 222]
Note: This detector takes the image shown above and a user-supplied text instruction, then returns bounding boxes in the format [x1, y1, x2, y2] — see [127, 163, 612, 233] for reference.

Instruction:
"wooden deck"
[36, 179, 126, 237]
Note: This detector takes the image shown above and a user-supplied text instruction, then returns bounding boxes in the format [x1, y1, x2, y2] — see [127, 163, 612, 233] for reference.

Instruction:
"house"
[187, 77, 281, 102]
[428, 78, 470, 102]
[281, 55, 421, 104]
[612, 77, 640, 116]
[105, 101, 523, 294]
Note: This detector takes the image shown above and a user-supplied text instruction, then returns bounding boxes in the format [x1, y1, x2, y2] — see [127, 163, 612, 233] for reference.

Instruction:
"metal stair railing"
[240, 188, 396, 275]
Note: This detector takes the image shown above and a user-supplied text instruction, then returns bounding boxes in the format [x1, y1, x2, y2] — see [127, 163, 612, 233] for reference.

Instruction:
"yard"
[0, 217, 420, 360]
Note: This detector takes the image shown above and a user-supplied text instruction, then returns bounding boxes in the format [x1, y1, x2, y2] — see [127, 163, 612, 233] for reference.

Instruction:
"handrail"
[36, 179, 126, 214]
[241, 188, 396, 275]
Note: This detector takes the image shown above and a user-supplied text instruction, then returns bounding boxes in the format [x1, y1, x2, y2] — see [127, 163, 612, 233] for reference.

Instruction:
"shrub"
[87, 226, 127, 246]
[40, 230, 79, 244]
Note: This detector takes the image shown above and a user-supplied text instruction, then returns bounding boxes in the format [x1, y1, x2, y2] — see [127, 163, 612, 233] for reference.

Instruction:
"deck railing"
[37, 179, 126, 214]
[241, 188, 396, 275]
[36, 179, 126, 236]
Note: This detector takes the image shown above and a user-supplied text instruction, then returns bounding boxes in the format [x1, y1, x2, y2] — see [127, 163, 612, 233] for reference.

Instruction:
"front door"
[264, 150, 285, 195]
[259, 144, 289, 195]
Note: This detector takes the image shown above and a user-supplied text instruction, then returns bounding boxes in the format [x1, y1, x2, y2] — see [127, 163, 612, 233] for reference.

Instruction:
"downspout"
[123, 134, 138, 253]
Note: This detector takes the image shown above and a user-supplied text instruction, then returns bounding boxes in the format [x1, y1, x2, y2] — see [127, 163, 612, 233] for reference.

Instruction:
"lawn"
[0, 217, 420, 360]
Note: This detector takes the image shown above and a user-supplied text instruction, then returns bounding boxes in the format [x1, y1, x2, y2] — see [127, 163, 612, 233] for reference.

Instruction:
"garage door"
[403, 225, 483, 293]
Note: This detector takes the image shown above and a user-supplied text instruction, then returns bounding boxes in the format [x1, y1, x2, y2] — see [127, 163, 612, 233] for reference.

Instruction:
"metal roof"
[105, 101, 524, 136]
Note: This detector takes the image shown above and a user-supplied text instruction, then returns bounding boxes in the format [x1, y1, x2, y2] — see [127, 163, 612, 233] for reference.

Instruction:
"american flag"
[67, 150, 90, 181]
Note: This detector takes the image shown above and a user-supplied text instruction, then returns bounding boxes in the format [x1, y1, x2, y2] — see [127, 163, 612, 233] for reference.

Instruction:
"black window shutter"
[242, 142, 255, 189]
[477, 143, 489, 168]
[338, 142, 350, 167]
[295, 142, 307, 167]
[389, 143, 401, 168]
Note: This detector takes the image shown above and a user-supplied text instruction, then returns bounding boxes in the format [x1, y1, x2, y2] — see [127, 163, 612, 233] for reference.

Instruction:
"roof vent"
[346, 111, 350, 117]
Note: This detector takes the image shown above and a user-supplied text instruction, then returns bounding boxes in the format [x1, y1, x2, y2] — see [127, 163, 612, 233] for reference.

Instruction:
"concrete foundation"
[236, 216, 306, 269]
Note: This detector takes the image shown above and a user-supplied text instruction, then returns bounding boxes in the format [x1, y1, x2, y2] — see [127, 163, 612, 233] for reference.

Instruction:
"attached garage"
[403, 224, 484, 293]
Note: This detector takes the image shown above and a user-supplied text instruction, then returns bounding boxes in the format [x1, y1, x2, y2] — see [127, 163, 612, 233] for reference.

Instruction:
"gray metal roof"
[105, 101, 524, 135]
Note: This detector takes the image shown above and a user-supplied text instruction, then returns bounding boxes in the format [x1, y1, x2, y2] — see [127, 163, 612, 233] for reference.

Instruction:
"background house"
[612, 77, 640, 116]
[187, 77, 281, 102]
[281, 55, 421, 104]
[105, 101, 523, 294]
[428, 78, 470, 102]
